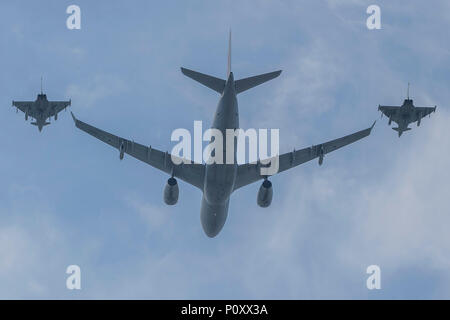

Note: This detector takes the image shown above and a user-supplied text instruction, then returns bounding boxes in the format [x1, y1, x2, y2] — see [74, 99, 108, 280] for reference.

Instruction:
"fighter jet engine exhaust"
[164, 177, 179, 205]
[257, 179, 273, 208]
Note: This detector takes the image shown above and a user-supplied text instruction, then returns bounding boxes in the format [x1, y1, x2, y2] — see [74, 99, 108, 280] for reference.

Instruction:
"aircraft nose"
[200, 198, 228, 238]
[201, 213, 224, 238]
[203, 225, 221, 238]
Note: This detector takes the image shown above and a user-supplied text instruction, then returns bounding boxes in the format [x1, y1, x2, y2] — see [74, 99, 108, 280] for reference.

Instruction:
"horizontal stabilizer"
[31, 122, 50, 126]
[181, 67, 226, 94]
[235, 70, 282, 94]
[392, 127, 411, 132]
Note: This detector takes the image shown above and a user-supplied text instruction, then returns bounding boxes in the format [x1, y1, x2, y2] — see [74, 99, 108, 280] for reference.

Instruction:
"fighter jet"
[71, 34, 375, 238]
[378, 83, 437, 137]
[12, 78, 71, 132]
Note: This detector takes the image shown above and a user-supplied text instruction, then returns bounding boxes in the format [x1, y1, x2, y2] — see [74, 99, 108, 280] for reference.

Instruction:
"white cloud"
[66, 74, 128, 109]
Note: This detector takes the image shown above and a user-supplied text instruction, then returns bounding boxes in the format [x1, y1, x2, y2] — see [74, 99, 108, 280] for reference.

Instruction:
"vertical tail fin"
[227, 30, 232, 77]
[181, 31, 282, 94]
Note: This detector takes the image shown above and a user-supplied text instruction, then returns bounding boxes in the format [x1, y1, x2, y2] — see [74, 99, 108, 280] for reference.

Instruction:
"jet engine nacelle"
[25, 112, 28, 121]
[257, 180, 273, 208]
[417, 117, 421, 127]
[55, 113, 58, 121]
[388, 117, 392, 126]
[164, 177, 179, 205]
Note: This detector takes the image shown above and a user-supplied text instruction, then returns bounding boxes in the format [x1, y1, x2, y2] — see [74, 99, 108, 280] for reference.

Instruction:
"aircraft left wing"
[48, 101, 71, 117]
[234, 122, 375, 190]
[71, 113, 205, 190]
[12, 101, 35, 117]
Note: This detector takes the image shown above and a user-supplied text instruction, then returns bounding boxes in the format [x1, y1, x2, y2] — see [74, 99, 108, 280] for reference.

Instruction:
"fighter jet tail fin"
[235, 70, 282, 94]
[180, 67, 226, 94]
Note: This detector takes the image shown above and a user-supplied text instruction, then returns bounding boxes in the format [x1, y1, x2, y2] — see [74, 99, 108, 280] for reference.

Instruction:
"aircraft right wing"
[378, 105, 399, 119]
[71, 113, 205, 190]
[48, 100, 71, 117]
[12, 101, 35, 118]
[413, 106, 437, 121]
[234, 122, 375, 190]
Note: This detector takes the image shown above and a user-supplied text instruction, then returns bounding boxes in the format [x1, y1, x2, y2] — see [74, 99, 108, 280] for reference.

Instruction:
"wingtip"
[370, 120, 377, 131]
[70, 111, 77, 123]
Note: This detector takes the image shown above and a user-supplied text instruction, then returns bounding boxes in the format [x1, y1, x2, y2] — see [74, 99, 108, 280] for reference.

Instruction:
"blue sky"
[0, 0, 449, 299]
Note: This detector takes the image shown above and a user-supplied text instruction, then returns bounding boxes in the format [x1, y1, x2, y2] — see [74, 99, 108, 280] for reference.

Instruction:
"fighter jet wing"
[413, 106, 436, 121]
[12, 101, 35, 118]
[378, 105, 399, 119]
[71, 113, 205, 190]
[233, 122, 375, 190]
[48, 101, 71, 117]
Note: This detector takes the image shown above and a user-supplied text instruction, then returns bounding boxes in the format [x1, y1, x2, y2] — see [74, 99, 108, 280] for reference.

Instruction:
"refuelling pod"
[119, 142, 125, 160]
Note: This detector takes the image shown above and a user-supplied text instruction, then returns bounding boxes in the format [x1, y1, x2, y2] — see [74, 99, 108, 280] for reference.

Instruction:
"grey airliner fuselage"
[201, 72, 238, 237]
